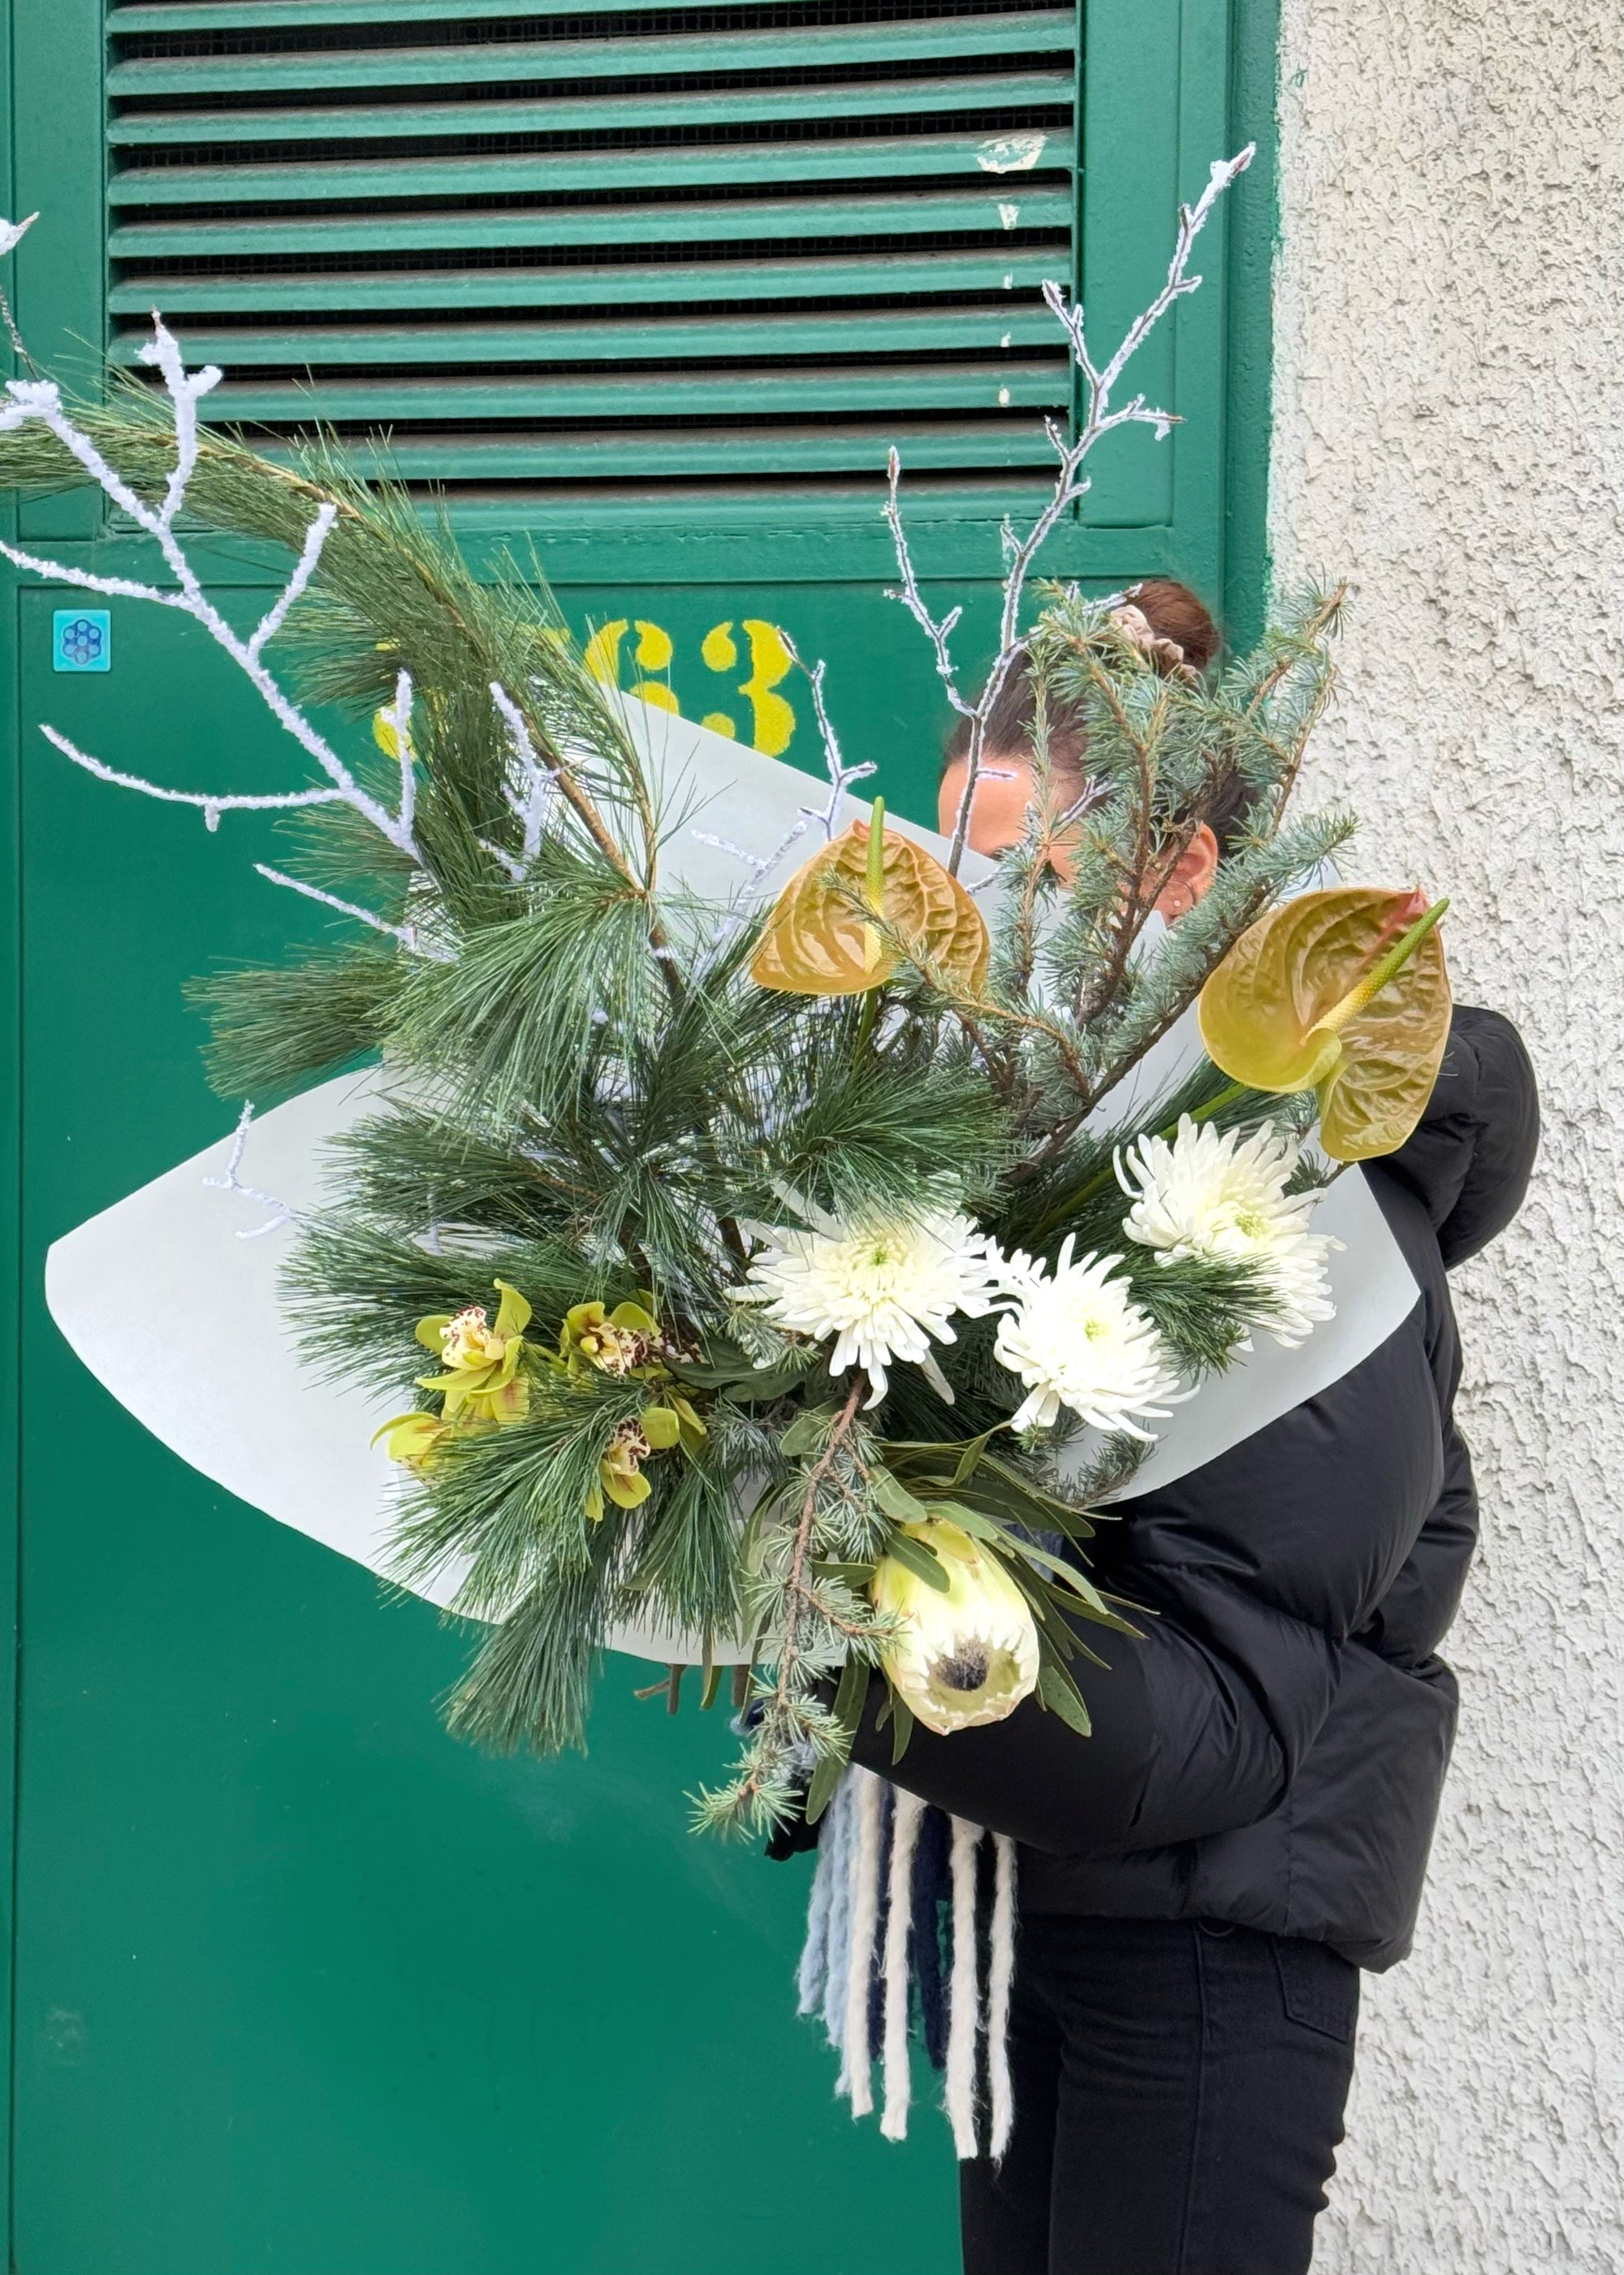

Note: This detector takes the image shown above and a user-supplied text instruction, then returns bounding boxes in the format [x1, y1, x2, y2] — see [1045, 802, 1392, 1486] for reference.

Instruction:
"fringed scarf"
[796, 1765, 1017, 2159]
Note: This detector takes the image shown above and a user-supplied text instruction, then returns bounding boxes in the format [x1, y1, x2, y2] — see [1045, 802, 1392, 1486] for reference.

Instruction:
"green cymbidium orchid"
[1198, 886, 1453, 1162]
[413, 1278, 533, 1427]
[370, 1410, 453, 1468]
[559, 1296, 661, 1378]
[872, 1517, 1040, 1736]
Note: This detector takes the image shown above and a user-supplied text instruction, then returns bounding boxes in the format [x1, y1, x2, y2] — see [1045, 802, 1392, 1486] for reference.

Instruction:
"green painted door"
[1, 0, 1276, 2264]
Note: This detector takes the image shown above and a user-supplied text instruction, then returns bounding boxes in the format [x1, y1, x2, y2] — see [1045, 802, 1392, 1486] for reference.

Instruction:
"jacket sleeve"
[1354, 1423, 1479, 1667]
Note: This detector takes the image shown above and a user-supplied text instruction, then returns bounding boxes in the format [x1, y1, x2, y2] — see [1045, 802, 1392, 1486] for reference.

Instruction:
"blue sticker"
[54, 608, 111, 673]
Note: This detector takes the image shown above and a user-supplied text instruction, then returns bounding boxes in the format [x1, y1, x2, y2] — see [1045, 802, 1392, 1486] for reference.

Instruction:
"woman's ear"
[1154, 823, 1220, 922]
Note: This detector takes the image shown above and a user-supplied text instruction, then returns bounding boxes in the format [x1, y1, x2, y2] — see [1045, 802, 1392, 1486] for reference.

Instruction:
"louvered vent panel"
[106, 0, 1080, 504]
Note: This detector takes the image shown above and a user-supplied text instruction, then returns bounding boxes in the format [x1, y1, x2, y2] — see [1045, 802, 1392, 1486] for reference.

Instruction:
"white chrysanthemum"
[992, 1235, 1181, 1437]
[735, 1207, 999, 1407]
[1116, 1115, 1341, 1347]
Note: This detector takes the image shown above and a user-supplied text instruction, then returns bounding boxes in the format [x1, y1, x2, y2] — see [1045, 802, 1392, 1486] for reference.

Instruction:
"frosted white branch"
[40, 725, 347, 831]
[885, 145, 1255, 874]
[782, 631, 879, 841]
[490, 680, 557, 862]
[0, 323, 425, 874]
[136, 315, 221, 533]
[0, 538, 197, 607]
[254, 863, 424, 952]
[248, 501, 337, 659]
[201, 1102, 295, 1239]
[0, 218, 40, 374]
[381, 668, 417, 846]
[694, 637, 878, 891]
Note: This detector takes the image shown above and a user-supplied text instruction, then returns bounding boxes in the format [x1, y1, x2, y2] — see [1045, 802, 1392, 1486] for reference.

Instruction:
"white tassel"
[841, 1768, 886, 2116]
[822, 1771, 857, 2069]
[987, 1834, 1018, 2160]
[944, 1814, 984, 2159]
[797, 1809, 838, 2020]
[879, 1788, 926, 2140]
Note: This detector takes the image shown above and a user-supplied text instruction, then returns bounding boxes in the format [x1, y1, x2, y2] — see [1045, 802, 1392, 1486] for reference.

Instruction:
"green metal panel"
[9, 581, 989, 2275]
[2, 1, 1278, 2264]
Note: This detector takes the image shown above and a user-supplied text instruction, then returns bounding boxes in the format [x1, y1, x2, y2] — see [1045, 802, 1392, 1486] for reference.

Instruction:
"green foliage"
[0, 391, 1364, 1831]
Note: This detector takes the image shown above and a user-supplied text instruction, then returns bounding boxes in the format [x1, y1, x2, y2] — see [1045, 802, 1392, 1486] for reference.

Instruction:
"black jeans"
[961, 1915, 1359, 2275]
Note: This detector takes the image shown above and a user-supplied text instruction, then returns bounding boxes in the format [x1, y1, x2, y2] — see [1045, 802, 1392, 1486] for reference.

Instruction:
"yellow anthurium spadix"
[749, 798, 988, 997]
[1199, 887, 1453, 1162]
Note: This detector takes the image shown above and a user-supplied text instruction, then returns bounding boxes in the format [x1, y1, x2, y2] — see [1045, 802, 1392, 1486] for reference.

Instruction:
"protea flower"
[873, 1519, 1040, 1735]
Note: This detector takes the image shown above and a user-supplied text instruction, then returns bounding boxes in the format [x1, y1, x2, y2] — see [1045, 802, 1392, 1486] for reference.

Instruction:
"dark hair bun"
[1126, 579, 1220, 672]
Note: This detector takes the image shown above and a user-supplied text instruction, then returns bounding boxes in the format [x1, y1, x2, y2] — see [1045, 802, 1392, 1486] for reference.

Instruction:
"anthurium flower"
[873, 1518, 1040, 1735]
[749, 801, 988, 997]
[1198, 886, 1451, 1161]
[559, 1297, 661, 1377]
[413, 1279, 533, 1426]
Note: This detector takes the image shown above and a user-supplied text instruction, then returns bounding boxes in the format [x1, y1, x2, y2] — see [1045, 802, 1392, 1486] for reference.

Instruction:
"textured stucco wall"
[1269, 4, 1624, 2268]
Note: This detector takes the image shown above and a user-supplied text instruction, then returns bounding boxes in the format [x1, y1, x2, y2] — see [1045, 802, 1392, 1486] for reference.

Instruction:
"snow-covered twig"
[784, 632, 878, 841]
[253, 863, 430, 954]
[490, 680, 555, 861]
[201, 1102, 294, 1239]
[0, 213, 38, 374]
[691, 636, 878, 892]
[248, 501, 337, 660]
[41, 725, 347, 833]
[885, 148, 1255, 875]
[0, 318, 423, 875]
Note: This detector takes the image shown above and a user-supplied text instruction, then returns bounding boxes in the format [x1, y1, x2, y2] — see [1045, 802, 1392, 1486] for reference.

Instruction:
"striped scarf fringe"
[796, 1765, 1017, 2160]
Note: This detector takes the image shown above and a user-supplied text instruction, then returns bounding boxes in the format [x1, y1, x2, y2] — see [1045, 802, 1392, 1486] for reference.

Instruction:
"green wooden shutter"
[106, 0, 1083, 502]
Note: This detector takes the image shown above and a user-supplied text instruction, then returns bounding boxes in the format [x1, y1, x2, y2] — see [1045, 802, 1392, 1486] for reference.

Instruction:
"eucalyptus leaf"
[780, 1408, 833, 1458]
[881, 1529, 953, 1593]
[873, 1467, 932, 1524]
[1037, 1654, 1093, 1737]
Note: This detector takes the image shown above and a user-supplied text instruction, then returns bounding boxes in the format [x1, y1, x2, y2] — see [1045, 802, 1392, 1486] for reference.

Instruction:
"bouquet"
[0, 171, 1452, 1841]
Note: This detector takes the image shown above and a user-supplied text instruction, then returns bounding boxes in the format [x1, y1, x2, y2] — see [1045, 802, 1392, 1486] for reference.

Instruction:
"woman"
[853, 581, 1540, 2274]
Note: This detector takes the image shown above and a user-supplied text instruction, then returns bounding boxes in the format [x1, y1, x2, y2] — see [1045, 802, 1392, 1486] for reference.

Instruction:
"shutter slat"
[110, 131, 1075, 207]
[271, 422, 1063, 478]
[206, 360, 1067, 420]
[108, 15, 1079, 97]
[108, 249, 1063, 316]
[108, 0, 1083, 504]
[110, 309, 1065, 365]
[110, 0, 831, 26]
[109, 71, 1074, 147]
[109, 185, 1069, 260]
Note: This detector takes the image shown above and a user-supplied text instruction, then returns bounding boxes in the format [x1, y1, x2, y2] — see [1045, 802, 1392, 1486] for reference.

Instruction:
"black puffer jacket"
[850, 1005, 1539, 1970]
